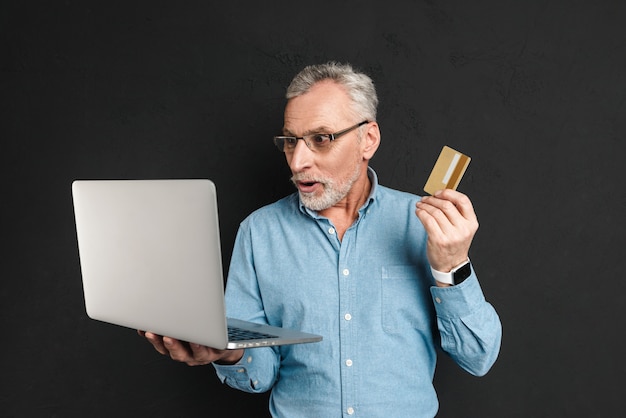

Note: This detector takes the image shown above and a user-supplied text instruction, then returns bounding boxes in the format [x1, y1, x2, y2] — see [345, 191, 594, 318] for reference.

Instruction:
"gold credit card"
[423, 146, 471, 195]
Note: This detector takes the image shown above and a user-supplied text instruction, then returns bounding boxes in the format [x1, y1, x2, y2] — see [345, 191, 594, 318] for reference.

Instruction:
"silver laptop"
[71, 179, 322, 349]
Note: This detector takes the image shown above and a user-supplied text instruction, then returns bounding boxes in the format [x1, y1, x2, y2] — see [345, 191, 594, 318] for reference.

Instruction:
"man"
[141, 62, 502, 417]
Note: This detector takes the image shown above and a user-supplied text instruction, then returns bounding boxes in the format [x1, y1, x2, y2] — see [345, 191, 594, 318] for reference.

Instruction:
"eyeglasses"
[273, 120, 369, 153]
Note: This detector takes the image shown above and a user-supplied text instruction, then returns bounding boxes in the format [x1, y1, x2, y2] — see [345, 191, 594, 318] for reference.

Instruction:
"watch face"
[453, 262, 472, 284]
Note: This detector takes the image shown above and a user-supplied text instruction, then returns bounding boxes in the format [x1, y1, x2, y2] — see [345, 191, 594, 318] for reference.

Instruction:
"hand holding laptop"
[138, 330, 244, 366]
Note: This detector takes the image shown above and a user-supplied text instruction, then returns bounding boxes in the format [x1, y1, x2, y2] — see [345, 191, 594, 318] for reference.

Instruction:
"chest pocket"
[381, 265, 430, 334]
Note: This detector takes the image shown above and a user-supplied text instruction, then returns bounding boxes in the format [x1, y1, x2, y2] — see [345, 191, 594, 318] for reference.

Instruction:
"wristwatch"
[430, 258, 471, 285]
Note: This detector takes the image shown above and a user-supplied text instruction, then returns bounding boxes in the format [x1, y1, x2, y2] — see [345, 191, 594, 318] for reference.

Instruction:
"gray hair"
[285, 62, 378, 122]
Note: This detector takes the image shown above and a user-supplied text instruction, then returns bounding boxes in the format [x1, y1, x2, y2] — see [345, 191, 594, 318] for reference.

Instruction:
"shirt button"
[347, 407, 355, 415]
[344, 313, 352, 321]
[246, 356, 253, 363]
[343, 269, 350, 276]
[435, 297, 442, 304]
[345, 359, 353, 367]
[328, 227, 336, 235]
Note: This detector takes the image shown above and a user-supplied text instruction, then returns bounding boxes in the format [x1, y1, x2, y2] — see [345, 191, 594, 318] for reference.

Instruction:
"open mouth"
[292, 173, 324, 194]
[296, 180, 320, 194]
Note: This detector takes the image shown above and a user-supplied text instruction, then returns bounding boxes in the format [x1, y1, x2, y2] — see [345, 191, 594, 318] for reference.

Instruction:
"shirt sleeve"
[211, 220, 282, 392]
[212, 347, 280, 393]
[430, 269, 502, 376]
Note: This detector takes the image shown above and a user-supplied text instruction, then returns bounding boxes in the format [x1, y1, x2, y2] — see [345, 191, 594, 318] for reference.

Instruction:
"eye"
[284, 137, 298, 147]
[310, 134, 331, 146]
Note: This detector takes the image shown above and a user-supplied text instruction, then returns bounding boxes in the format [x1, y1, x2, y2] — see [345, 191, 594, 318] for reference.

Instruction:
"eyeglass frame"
[273, 120, 370, 153]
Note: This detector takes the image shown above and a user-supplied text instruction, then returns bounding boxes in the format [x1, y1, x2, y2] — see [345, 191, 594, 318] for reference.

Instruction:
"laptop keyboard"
[228, 326, 278, 341]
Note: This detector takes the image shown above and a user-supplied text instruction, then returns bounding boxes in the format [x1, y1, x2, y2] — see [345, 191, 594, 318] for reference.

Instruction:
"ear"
[362, 122, 381, 160]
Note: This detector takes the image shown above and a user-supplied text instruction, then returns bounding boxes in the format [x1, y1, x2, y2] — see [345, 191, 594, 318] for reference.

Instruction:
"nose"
[287, 139, 314, 172]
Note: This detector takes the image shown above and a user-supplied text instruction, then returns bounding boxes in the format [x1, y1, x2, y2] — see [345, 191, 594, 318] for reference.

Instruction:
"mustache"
[291, 173, 324, 184]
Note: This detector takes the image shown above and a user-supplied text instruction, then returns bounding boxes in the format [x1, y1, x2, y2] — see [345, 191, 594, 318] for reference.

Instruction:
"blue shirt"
[213, 168, 501, 418]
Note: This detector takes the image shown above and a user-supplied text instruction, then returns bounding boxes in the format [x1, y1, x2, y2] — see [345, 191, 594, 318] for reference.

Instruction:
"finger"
[417, 199, 477, 246]
[185, 343, 216, 365]
[416, 198, 460, 237]
[415, 197, 477, 269]
[415, 203, 445, 237]
[163, 337, 196, 363]
[418, 196, 463, 227]
[433, 189, 477, 222]
[143, 332, 169, 355]
[416, 207, 464, 257]
[162, 338, 218, 366]
[419, 195, 477, 233]
[177, 342, 234, 366]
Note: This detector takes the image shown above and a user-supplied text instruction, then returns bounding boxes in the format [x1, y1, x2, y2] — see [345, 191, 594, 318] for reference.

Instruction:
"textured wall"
[2, 1, 625, 416]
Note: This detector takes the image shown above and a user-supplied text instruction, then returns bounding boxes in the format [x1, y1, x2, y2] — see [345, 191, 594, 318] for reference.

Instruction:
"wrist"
[431, 258, 471, 285]
[214, 349, 245, 365]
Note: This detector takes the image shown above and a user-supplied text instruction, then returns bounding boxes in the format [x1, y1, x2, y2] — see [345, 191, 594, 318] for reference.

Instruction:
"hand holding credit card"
[423, 146, 471, 195]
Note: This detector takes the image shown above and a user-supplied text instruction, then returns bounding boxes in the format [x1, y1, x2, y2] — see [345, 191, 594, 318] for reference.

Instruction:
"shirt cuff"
[430, 273, 486, 319]
[212, 350, 250, 383]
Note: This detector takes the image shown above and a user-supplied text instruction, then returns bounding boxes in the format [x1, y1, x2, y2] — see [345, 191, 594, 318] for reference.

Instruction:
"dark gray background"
[2, 1, 625, 416]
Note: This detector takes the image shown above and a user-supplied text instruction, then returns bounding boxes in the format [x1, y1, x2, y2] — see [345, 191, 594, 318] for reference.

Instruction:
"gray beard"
[294, 161, 362, 211]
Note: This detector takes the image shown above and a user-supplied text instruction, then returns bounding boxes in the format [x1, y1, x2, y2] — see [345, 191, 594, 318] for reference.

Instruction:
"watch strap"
[430, 258, 471, 285]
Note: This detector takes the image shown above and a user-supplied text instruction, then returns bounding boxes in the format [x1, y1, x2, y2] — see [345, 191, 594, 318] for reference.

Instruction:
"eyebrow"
[282, 125, 333, 136]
